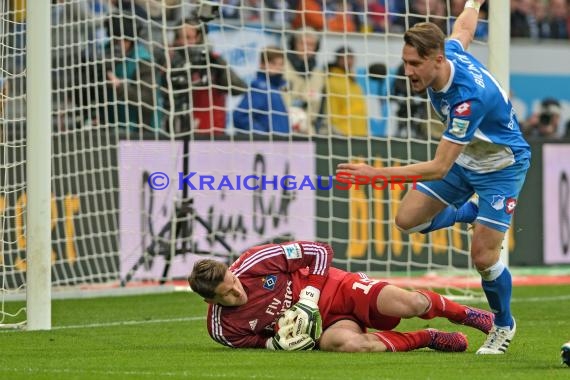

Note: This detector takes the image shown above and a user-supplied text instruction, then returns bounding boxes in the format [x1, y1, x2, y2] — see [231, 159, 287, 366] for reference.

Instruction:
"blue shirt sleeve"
[445, 39, 466, 57]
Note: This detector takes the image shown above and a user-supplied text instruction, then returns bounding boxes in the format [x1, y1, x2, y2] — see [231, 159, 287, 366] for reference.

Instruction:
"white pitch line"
[0, 316, 205, 333]
[3, 294, 569, 333]
[511, 294, 570, 303]
[0, 367, 278, 379]
[52, 316, 206, 330]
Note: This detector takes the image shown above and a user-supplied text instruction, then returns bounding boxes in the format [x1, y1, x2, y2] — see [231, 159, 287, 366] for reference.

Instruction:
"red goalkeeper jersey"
[206, 241, 332, 348]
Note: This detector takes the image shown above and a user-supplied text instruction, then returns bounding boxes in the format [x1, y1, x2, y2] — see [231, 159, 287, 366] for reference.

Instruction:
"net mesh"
[1, 0, 27, 326]
[1, 0, 494, 326]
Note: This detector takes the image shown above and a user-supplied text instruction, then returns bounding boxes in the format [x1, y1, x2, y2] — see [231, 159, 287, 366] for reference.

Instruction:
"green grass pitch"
[1, 284, 569, 380]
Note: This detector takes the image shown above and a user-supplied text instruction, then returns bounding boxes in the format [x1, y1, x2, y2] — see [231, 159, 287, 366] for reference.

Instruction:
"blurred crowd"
[223, 0, 570, 41]
[0, 0, 568, 140]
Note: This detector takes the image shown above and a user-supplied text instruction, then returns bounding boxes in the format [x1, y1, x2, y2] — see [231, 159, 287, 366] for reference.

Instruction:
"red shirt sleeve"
[294, 241, 332, 290]
[230, 241, 332, 290]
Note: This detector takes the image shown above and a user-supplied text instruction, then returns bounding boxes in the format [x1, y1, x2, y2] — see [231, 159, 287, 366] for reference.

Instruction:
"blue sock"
[481, 268, 514, 328]
[419, 206, 456, 233]
[420, 201, 478, 234]
[455, 201, 478, 223]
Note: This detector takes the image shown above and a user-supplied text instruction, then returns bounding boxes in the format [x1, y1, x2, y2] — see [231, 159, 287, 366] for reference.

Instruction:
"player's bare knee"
[471, 254, 489, 272]
[321, 337, 362, 352]
[471, 244, 501, 271]
[395, 214, 414, 233]
[321, 329, 388, 352]
[399, 292, 428, 318]
[336, 339, 367, 352]
[411, 291, 430, 316]
[395, 218, 431, 235]
[339, 336, 388, 352]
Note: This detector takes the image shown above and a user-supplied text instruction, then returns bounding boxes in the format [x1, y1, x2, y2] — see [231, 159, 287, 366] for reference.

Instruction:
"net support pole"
[488, 0, 510, 266]
[26, 1, 52, 330]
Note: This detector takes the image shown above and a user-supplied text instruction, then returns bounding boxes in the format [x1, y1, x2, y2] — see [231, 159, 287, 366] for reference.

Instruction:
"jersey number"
[352, 278, 380, 295]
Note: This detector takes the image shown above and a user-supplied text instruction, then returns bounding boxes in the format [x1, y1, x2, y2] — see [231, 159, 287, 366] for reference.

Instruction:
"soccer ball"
[561, 342, 570, 367]
[275, 309, 308, 339]
[275, 306, 321, 340]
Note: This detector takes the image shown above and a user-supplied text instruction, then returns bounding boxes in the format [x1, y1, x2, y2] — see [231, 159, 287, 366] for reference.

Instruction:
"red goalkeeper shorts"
[318, 268, 401, 332]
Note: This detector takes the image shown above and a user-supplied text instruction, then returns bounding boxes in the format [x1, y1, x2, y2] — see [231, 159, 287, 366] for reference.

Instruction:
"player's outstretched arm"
[450, 0, 486, 50]
[336, 139, 464, 183]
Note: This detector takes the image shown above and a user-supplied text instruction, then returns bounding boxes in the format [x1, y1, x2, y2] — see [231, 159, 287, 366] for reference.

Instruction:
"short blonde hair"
[188, 259, 228, 299]
[404, 22, 446, 58]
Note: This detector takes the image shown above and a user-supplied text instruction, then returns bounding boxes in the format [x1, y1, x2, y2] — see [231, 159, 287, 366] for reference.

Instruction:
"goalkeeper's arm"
[286, 285, 323, 340]
[278, 241, 331, 340]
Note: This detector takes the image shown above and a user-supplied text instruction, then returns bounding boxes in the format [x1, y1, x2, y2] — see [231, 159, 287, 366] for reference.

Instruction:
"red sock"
[372, 330, 431, 352]
[416, 290, 467, 322]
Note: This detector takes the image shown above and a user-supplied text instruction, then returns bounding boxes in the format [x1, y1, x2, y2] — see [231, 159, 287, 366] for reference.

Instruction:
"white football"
[292, 314, 309, 337]
[562, 341, 570, 367]
[276, 310, 307, 338]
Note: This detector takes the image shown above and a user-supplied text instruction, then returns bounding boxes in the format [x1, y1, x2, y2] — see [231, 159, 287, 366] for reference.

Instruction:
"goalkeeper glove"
[266, 322, 315, 351]
[288, 286, 323, 340]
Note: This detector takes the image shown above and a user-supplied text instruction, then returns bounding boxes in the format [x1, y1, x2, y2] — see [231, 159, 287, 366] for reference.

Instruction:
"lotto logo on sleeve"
[454, 101, 472, 116]
[282, 243, 302, 260]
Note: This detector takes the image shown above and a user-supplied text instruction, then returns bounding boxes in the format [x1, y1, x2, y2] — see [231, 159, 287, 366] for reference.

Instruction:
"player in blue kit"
[337, 0, 530, 354]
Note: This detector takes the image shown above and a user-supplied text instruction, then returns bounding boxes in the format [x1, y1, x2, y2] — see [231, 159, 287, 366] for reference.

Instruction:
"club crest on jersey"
[491, 195, 506, 211]
[505, 198, 517, 214]
[440, 99, 450, 116]
[454, 101, 472, 116]
[262, 274, 277, 291]
[282, 243, 302, 259]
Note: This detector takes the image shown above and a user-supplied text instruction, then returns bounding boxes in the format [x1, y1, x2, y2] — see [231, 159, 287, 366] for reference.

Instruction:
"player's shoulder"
[448, 63, 485, 101]
[445, 39, 465, 55]
[445, 39, 480, 70]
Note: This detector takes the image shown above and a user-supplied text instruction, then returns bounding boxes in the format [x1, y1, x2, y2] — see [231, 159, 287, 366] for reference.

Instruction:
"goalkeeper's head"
[188, 259, 248, 306]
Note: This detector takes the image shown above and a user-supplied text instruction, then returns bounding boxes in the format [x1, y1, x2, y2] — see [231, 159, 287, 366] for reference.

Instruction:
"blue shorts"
[416, 159, 530, 232]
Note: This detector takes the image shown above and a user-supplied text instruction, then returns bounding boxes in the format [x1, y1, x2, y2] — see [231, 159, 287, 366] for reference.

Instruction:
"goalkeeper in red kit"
[189, 241, 493, 352]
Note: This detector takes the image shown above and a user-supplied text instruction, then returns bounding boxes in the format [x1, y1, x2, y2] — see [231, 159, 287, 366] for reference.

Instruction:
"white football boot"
[476, 318, 516, 354]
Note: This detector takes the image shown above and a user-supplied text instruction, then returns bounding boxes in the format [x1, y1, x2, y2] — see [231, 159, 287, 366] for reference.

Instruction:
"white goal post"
[25, 1, 53, 331]
[488, 0, 511, 266]
[0, 0, 512, 329]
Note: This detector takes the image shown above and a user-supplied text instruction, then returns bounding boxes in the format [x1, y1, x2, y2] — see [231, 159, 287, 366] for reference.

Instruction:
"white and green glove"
[286, 286, 323, 340]
[266, 322, 315, 351]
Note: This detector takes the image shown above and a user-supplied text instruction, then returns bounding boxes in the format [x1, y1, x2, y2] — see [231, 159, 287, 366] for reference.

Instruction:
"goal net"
[1, 0, 28, 327]
[1, 0, 507, 328]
